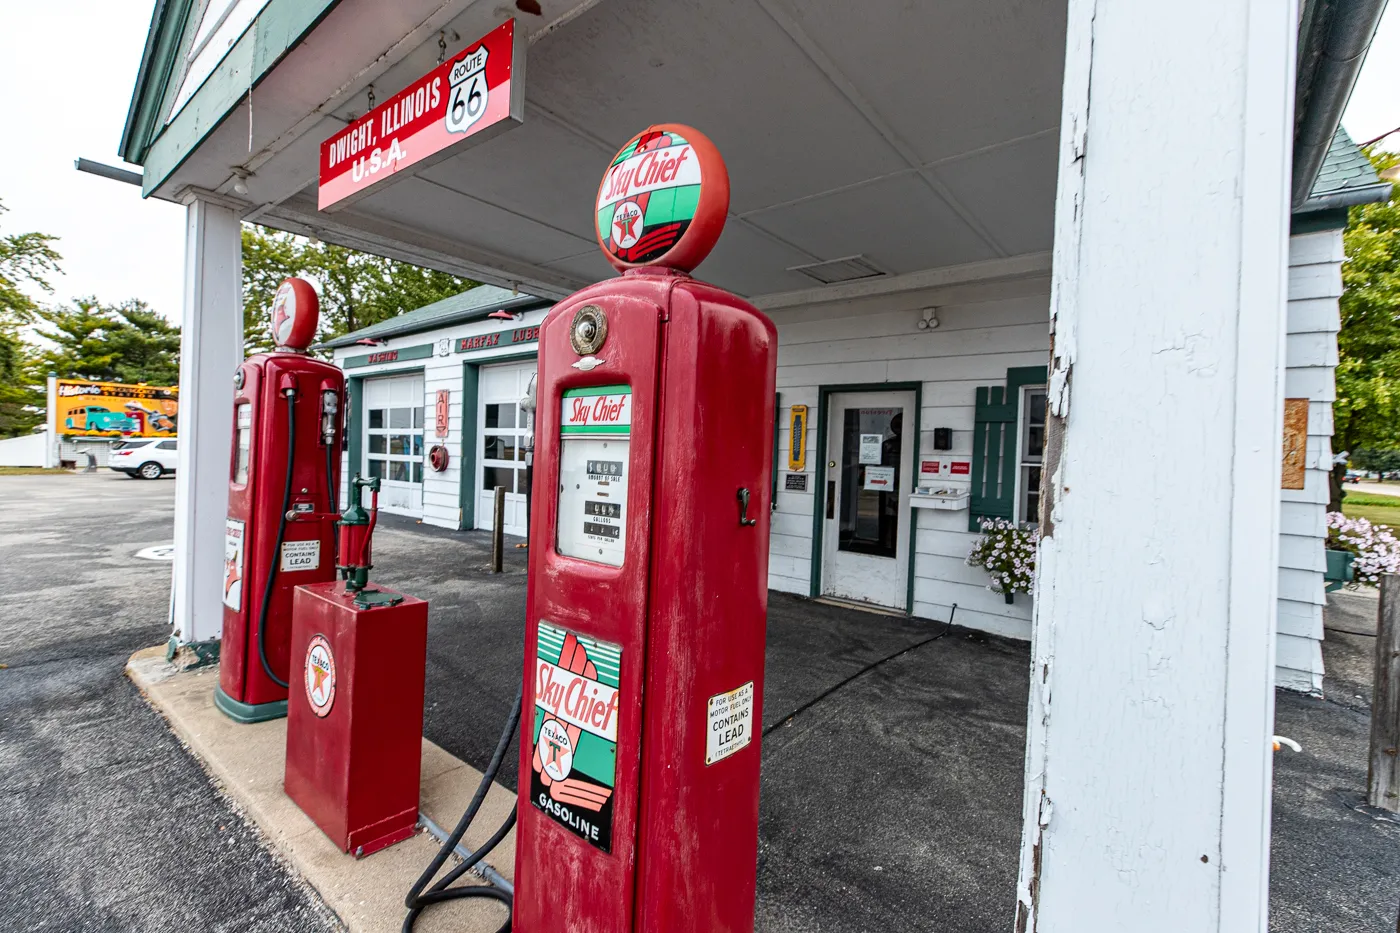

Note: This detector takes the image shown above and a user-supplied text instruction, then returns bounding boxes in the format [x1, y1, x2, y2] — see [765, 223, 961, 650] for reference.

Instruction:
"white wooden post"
[1017, 0, 1296, 930]
[170, 198, 243, 646]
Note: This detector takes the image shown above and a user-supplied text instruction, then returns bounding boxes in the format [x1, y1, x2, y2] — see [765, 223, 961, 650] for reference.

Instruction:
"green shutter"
[969, 365, 1048, 532]
[969, 385, 1018, 531]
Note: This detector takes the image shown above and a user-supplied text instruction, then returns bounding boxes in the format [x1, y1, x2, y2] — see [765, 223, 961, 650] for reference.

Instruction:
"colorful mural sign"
[54, 380, 178, 437]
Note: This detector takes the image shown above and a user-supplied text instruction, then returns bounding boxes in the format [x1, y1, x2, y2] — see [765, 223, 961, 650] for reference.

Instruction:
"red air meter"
[514, 125, 777, 933]
[217, 278, 345, 723]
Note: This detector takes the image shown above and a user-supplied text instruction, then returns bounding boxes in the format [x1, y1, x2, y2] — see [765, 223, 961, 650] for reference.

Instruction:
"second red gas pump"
[216, 278, 345, 723]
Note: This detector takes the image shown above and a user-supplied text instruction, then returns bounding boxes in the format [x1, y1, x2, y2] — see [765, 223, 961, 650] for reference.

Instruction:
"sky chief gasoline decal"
[597, 129, 703, 265]
[531, 623, 621, 852]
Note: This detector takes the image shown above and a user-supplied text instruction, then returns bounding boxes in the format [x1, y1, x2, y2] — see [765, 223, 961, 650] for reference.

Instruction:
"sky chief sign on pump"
[317, 19, 526, 211]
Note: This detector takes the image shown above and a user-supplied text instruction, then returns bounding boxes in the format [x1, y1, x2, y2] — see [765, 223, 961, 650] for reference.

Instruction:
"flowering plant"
[967, 518, 1039, 596]
[1326, 512, 1400, 585]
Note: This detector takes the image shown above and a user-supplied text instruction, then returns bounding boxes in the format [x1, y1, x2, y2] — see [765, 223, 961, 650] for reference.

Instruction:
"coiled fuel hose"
[402, 688, 523, 933]
[256, 391, 297, 690]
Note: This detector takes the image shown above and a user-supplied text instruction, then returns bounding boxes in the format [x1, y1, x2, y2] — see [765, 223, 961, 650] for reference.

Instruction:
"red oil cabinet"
[217, 278, 344, 723]
[514, 125, 777, 933]
[284, 580, 429, 856]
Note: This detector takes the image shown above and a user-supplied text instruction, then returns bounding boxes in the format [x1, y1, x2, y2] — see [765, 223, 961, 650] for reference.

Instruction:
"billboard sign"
[317, 18, 526, 211]
[55, 380, 179, 437]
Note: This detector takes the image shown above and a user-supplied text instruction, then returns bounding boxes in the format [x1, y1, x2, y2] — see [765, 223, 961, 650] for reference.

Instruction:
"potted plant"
[1326, 512, 1400, 589]
[967, 518, 1039, 603]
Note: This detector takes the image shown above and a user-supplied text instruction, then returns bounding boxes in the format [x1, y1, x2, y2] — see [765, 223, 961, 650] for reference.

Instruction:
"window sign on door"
[839, 408, 903, 558]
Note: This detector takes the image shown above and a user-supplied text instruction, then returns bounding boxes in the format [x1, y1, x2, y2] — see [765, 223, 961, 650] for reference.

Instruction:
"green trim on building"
[968, 366, 1047, 532]
[458, 362, 480, 530]
[120, 0, 197, 165]
[342, 343, 435, 369]
[808, 381, 923, 614]
[1290, 207, 1350, 234]
[135, 0, 342, 195]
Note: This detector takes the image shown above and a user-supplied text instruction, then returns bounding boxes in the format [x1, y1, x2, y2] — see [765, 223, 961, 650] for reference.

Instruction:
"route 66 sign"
[446, 46, 489, 135]
[317, 19, 527, 211]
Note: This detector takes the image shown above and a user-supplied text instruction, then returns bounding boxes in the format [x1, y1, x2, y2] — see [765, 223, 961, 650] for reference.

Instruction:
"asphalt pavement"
[0, 472, 340, 933]
[2, 473, 1396, 932]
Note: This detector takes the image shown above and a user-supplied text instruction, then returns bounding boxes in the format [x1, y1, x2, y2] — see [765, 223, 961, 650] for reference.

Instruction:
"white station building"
[118, 0, 1390, 927]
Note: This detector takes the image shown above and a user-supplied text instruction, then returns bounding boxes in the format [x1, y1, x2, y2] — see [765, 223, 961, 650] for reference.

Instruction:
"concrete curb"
[125, 646, 517, 933]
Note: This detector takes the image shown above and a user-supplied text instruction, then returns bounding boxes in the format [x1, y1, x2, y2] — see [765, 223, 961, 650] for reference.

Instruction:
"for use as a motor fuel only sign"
[706, 681, 755, 765]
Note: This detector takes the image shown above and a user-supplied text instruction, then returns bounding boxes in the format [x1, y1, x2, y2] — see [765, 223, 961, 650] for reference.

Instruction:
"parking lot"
[1, 472, 1397, 932]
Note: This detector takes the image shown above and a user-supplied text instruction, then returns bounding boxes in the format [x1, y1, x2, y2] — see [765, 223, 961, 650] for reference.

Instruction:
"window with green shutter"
[969, 366, 1047, 531]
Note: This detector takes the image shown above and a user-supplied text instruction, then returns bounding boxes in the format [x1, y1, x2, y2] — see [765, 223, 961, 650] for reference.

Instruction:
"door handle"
[737, 488, 758, 526]
[826, 480, 835, 519]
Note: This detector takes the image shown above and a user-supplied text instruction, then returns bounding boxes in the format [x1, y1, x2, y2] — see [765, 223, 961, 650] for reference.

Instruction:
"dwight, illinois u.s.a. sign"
[317, 19, 526, 211]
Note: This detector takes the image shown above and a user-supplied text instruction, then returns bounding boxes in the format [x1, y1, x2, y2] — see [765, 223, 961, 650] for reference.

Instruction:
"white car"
[109, 438, 179, 479]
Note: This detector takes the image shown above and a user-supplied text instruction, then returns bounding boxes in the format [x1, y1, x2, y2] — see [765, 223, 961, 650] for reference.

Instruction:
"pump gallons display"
[556, 385, 631, 566]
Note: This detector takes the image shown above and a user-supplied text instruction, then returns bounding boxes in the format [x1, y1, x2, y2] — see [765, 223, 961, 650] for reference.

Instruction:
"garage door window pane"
[484, 434, 518, 461]
[369, 409, 385, 429]
[390, 408, 411, 429]
[390, 461, 409, 482]
[413, 462, 423, 484]
[413, 435, 424, 457]
[368, 435, 386, 454]
[390, 435, 411, 455]
[486, 403, 517, 429]
[413, 407, 424, 430]
[367, 458, 385, 479]
[483, 466, 515, 493]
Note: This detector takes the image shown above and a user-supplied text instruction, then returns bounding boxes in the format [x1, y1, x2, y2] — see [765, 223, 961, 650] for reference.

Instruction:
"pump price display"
[557, 386, 632, 566]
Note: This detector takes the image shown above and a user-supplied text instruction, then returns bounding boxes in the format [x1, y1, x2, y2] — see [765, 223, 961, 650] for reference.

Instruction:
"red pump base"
[284, 581, 428, 857]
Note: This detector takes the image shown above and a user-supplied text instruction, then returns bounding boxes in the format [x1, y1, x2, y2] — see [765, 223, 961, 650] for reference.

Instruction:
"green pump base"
[214, 684, 288, 724]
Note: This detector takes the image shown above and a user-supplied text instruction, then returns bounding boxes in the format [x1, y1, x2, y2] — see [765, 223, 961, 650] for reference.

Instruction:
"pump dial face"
[570, 305, 608, 356]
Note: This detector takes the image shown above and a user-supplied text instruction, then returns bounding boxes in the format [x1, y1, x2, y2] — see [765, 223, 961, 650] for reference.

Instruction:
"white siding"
[1276, 228, 1344, 694]
[332, 308, 546, 531]
[767, 275, 1051, 639]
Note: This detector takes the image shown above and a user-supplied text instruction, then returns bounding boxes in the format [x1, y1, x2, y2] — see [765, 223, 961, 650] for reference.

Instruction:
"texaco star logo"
[612, 200, 643, 249]
[305, 635, 336, 717]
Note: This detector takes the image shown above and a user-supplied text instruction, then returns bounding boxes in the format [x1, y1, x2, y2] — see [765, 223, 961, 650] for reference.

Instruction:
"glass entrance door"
[822, 390, 915, 609]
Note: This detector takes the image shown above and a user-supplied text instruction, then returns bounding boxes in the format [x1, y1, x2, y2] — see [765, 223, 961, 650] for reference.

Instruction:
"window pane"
[483, 466, 515, 493]
[390, 435, 411, 455]
[413, 435, 424, 457]
[413, 461, 423, 484]
[367, 458, 385, 479]
[484, 434, 517, 461]
[413, 407, 424, 429]
[368, 435, 386, 454]
[1024, 390, 1047, 461]
[390, 461, 409, 482]
[1022, 465, 1042, 524]
[837, 407, 903, 558]
[485, 403, 516, 429]
[157, 440, 178, 450]
[390, 407, 411, 428]
[369, 409, 385, 429]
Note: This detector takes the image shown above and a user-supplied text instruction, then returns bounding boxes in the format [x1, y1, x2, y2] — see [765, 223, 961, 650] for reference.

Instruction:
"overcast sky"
[0, 1, 1397, 324]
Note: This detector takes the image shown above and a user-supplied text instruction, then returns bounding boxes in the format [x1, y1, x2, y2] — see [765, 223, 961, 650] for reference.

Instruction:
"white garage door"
[363, 373, 425, 517]
[477, 362, 534, 537]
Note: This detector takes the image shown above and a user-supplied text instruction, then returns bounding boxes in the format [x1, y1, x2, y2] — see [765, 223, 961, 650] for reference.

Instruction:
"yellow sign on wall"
[54, 380, 179, 437]
[788, 404, 808, 472]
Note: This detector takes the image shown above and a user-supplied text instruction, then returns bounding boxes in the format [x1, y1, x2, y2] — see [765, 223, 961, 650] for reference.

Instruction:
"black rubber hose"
[256, 392, 296, 690]
[402, 688, 522, 933]
[325, 440, 338, 565]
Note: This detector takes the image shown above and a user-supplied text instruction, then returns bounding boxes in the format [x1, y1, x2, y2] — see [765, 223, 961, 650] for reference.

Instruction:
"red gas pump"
[514, 125, 777, 932]
[216, 278, 345, 723]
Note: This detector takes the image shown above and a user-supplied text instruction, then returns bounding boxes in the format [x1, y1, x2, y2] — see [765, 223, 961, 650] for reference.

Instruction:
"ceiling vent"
[787, 255, 887, 285]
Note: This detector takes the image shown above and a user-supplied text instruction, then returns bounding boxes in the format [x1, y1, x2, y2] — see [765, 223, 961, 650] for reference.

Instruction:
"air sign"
[317, 19, 526, 211]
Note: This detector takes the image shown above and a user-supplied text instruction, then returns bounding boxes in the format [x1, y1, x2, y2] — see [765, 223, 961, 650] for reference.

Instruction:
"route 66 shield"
[445, 46, 489, 135]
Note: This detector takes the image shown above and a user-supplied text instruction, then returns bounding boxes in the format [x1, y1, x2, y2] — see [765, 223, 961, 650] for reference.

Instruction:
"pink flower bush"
[1326, 512, 1400, 585]
[967, 518, 1039, 596]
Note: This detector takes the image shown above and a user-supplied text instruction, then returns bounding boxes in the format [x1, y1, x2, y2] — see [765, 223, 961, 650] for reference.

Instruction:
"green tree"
[1333, 148, 1400, 507]
[241, 225, 475, 353]
[0, 198, 63, 436]
[34, 298, 181, 386]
